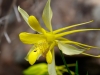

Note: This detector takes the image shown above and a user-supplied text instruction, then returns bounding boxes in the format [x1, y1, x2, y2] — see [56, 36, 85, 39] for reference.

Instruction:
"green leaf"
[57, 41, 85, 55]
[42, 0, 53, 31]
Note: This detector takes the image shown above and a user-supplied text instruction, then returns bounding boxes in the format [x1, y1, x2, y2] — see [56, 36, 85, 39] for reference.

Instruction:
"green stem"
[59, 50, 72, 75]
[75, 61, 78, 75]
[86, 72, 88, 75]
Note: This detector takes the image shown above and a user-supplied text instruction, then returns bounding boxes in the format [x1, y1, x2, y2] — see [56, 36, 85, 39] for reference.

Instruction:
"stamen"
[34, 39, 49, 56]
[82, 53, 100, 57]
[56, 29, 100, 38]
[53, 20, 93, 34]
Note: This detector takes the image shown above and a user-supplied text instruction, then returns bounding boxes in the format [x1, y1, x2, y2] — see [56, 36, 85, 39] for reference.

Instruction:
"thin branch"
[4, 31, 11, 43]
[13, 4, 21, 22]
[0, 0, 17, 43]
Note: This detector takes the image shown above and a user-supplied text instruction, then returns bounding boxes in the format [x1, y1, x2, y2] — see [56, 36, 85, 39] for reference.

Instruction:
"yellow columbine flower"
[18, 0, 100, 75]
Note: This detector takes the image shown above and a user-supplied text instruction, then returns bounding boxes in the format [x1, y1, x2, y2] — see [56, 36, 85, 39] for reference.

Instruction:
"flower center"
[34, 39, 49, 56]
[41, 28, 55, 42]
[45, 32, 55, 42]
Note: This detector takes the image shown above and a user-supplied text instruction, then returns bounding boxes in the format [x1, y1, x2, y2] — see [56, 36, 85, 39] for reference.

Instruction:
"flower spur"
[18, 0, 100, 75]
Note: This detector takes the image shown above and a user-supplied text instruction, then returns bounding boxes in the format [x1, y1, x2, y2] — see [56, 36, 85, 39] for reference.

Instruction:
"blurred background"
[1, 0, 100, 75]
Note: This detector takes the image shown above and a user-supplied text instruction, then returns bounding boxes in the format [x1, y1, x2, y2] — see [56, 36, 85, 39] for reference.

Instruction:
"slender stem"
[86, 72, 88, 75]
[59, 50, 72, 75]
[75, 61, 78, 75]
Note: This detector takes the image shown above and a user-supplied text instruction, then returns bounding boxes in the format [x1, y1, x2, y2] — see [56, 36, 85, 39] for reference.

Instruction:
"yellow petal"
[56, 29, 100, 38]
[25, 46, 35, 61]
[53, 20, 93, 34]
[42, 0, 53, 31]
[25, 46, 41, 61]
[28, 51, 38, 65]
[57, 41, 84, 55]
[19, 32, 45, 44]
[28, 16, 43, 33]
[18, 6, 29, 25]
[46, 50, 52, 64]
[48, 49, 57, 75]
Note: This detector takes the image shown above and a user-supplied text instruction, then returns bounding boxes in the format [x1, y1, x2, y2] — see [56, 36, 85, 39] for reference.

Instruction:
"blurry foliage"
[23, 63, 75, 75]
[23, 61, 90, 75]
[23, 63, 48, 75]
